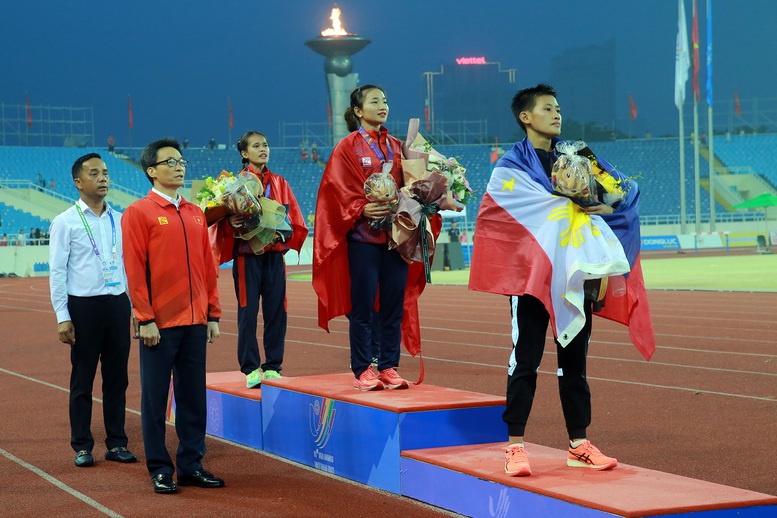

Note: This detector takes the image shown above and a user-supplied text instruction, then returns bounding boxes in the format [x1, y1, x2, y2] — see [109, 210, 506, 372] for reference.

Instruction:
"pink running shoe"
[353, 368, 384, 391]
[377, 368, 409, 390]
[504, 444, 531, 476]
[567, 440, 618, 470]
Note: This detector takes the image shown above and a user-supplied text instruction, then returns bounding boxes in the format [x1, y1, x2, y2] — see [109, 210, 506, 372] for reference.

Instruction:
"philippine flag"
[469, 139, 655, 360]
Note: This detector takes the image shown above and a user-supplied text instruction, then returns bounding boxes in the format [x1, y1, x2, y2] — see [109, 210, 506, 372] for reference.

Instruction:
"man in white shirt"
[49, 153, 136, 468]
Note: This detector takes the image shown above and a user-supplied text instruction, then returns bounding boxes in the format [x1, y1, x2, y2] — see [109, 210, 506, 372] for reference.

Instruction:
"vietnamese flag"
[469, 139, 655, 360]
[128, 96, 134, 129]
[734, 90, 742, 116]
[25, 94, 32, 127]
[629, 95, 638, 120]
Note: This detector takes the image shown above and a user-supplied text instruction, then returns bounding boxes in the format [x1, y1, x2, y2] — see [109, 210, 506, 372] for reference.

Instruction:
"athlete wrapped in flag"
[469, 84, 654, 477]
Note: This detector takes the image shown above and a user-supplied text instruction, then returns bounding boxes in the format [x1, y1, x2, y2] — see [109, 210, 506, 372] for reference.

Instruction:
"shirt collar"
[152, 188, 180, 208]
[76, 198, 110, 216]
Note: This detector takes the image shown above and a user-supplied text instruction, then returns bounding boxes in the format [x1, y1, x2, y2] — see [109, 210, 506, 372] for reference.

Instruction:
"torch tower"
[306, 7, 370, 144]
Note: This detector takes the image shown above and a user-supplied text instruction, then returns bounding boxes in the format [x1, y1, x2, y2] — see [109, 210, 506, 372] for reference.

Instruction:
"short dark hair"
[140, 138, 181, 185]
[71, 153, 102, 179]
[511, 83, 557, 132]
[344, 84, 385, 132]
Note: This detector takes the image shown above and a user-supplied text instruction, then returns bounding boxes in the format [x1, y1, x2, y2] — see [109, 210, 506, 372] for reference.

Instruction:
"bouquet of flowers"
[197, 170, 290, 254]
[552, 140, 630, 207]
[402, 119, 474, 210]
[577, 142, 629, 207]
[389, 118, 474, 279]
[196, 171, 262, 226]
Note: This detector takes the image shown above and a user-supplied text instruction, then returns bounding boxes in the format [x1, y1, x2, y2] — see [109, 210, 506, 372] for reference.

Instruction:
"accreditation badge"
[103, 263, 121, 287]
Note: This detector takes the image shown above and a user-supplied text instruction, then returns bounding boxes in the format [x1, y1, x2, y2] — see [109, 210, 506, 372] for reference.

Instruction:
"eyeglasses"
[151, 158, 189, 168]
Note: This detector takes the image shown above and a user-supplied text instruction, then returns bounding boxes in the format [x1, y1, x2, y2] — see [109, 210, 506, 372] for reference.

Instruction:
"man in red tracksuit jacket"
[122, 138, 223, 495]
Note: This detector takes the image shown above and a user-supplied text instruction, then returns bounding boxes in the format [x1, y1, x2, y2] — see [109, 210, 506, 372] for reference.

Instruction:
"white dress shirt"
[152, 187, 180, 208]
[49, 199, 127, 323]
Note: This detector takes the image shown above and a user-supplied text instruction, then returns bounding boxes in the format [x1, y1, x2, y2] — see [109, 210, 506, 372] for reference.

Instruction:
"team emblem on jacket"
[157, 217, 169, 225]
[361, 157, 372, 167]
[194, 216, 203, 225]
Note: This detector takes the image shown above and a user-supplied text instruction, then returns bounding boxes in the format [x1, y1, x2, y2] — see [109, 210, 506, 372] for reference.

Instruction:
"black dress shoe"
[151, 473, 177, 494]
[105, 447, 137, 463]
[177, 469, 225, 488]
[74, 450, 94, 467]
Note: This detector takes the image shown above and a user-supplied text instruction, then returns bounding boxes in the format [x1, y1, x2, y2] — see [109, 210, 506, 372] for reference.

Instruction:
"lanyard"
[75, 203, 116, 267]
[244, 167, 272, 198]
[358, 126, 393, 164]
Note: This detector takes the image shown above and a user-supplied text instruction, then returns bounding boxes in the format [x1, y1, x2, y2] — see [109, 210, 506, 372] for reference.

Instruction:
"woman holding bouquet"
[211, 131, 308, 388]
[313, 85, 420, 391]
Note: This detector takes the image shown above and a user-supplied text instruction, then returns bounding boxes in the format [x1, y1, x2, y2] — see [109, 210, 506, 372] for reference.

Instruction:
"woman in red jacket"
[313, 85, 413, 391]
[211, 131, 308, 388]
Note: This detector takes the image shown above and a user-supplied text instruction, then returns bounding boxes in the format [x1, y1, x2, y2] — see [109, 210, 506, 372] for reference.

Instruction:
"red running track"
[0, 274, 775, 517]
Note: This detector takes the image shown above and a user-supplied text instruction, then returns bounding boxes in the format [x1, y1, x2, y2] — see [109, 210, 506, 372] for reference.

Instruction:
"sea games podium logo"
[310, 397, 337, 473]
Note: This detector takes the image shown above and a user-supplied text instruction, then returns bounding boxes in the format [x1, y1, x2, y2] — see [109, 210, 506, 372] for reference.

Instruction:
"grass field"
[289, 253, 777, 292]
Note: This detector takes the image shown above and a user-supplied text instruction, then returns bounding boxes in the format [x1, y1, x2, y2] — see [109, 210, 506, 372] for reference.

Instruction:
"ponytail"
[344, 107, 360, 132]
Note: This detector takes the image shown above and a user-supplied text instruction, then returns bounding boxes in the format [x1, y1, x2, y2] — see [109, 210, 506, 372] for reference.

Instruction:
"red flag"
[691, 0, 700, 101]
[423, 98, 430, 132]
[228, 97, 234, 130]
[629, 95, 638, 120]
[734, 90, 742, 116]
[490, 137, 499, 164]
[128, 96, 134, 129]
[25, 94, 32, 127]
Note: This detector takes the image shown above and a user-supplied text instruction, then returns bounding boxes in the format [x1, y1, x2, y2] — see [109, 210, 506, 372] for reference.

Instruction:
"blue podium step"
[401, 442, 777, 517]
[200, 372, 777, 517]
[204, 371, 264, 450]
[259, 372, 506, 494]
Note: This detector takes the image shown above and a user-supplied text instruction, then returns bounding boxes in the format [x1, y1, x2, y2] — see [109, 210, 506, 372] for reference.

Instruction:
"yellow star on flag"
[501, 177, 515, 192]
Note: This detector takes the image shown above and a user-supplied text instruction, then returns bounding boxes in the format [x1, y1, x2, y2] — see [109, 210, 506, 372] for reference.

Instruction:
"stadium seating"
[712, 133, 777, 186]
[0, 202, 49, 244]
[0, 137, 768, 234]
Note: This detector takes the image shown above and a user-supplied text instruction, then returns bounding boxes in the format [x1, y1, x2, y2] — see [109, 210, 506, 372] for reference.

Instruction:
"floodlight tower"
[305, 7, 370, 144]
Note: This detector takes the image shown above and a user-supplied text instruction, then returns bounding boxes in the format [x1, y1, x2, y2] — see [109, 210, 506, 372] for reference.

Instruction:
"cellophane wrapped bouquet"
[552, 140, 629, 207]
[197, 170, 290, 254]
[390, 118, 474, 268]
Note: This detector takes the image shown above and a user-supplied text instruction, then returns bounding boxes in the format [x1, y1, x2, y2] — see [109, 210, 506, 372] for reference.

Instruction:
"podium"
[199, 372, 777, 517]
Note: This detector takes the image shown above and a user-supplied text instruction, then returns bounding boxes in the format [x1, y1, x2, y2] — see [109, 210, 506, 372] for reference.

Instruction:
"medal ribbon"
[358, 126, 393, 164]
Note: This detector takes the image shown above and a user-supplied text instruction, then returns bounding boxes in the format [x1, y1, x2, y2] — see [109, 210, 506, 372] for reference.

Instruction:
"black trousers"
[347, 242, 408, 377]
[233, 253, 286, 374]
[139, 325, 207, 477]
[503, 294, 593, 440]
[67, 293, 131, 452]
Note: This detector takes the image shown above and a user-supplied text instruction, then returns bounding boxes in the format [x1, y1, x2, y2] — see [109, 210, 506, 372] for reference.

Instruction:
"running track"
[1, 274, 775, 517]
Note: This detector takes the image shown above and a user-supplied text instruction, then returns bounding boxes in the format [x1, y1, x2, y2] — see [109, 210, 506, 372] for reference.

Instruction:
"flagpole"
[706, 0, 715, 231]
[679, 104, 687, 234]
[708, 104, 715, 231]
[675, 0, 689, 234]
[693, 99, 701, 232]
